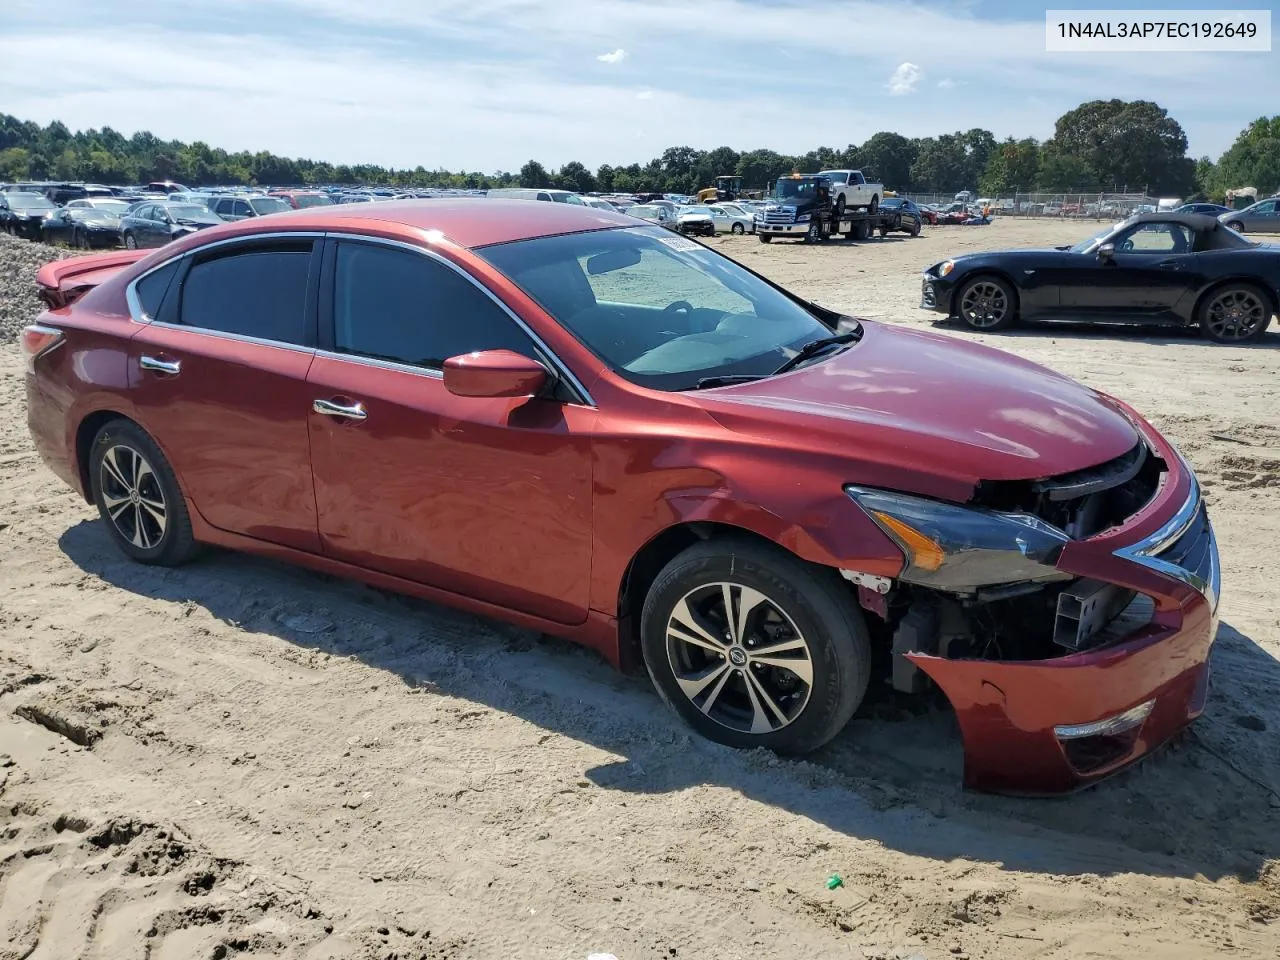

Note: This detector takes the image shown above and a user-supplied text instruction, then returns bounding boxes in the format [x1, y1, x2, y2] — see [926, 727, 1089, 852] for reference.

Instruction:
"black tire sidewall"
[89, 420, 196, 565]
[640, 541, 870, 754]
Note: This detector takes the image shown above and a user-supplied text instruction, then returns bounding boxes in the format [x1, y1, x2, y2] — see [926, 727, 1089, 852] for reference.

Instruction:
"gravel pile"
[0, 235, 73, 342]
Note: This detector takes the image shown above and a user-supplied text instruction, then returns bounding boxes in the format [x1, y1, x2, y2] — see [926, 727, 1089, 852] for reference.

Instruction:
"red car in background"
[268, 190, 335, 209]
[22, 200, 1219, 794]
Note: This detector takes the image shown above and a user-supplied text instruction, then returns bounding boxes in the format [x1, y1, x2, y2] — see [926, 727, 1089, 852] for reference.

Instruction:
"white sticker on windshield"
[658, 236, 702, 253]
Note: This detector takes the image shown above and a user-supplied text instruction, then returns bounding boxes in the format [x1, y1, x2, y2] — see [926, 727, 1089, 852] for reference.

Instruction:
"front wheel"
[956, 275, 1018, 331]
[89, 419, 199, 566]
[758, 233, 771, 243]
[1227, 220, 1245, 233]
[1199, 283, 1273, 343]
[640, 540, 871, 754]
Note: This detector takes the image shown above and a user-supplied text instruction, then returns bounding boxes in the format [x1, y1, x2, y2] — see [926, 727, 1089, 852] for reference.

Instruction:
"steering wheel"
[663, 300, 694, 315]
[1118, 238, 1134, 252]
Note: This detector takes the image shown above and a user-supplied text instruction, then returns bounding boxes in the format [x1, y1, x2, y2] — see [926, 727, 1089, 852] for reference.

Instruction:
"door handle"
[312, 398, 368, 420]
[1154, 259, 1183, 269]
[139, 355, 181, 375]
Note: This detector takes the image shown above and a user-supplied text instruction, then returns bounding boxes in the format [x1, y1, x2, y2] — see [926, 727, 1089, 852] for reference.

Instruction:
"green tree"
[910, 135, 968, 192]
[855, 132, 915, 189]
[519, 159, 550, 188]
[1037, 145, 1096, 191]
[979, 137, 1040, 195]
[1046, 99, 1193, 193]
[553, 160, 596, 193]
[0, 147, 31, 179]
[1209, 116, 1280, 195]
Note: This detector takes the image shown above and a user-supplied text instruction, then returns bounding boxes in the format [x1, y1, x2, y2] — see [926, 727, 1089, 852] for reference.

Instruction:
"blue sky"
[2, 0, 1274, 173]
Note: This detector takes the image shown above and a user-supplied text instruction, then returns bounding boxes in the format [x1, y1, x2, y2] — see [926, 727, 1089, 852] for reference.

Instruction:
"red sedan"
[22, 200, 1219, 794]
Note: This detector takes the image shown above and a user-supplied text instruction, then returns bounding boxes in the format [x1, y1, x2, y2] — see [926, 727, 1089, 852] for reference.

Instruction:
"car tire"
[834, 196, 846, 221]
[731, 222, 745, 234]
[956, 274, 1018, 331]
[758, 233, 771, 243]
[88, 419, 200, 566]
[640, 538, 871, 755]
[124, 232, 138, 250]
[1227, 220, 1245, 233]
[1197, 282, 1273, 343]
[867, 195, 879, 215]
[910, 218, 921, 237]
[804, 220, 821, 243]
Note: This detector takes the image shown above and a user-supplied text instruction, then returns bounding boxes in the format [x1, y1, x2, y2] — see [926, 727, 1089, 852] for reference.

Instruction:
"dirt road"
[2, 221, 1278, 959]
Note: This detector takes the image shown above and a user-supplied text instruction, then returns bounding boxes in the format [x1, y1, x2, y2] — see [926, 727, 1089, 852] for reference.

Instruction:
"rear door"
[127, 235, 324, 551]
[1242, 199, 1279, 232]
[305, 237, 594, 624]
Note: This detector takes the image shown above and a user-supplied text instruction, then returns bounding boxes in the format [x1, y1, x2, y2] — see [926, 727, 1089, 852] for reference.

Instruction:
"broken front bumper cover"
[907, 463, 1219, 795]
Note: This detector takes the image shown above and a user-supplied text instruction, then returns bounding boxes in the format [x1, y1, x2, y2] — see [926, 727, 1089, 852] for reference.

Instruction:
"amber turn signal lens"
[871, 511, 946, 571]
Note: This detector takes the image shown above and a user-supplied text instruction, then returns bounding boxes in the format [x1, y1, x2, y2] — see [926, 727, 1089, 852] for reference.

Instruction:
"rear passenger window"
[332, 241, 536, 369]
[177, 242, 314, 344]
[134, 261, 180, 319]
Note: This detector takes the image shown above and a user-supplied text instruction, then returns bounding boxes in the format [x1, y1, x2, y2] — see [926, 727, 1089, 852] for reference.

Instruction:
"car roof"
[189, 198, 636, 248]
[1125, 211, 1223, 228]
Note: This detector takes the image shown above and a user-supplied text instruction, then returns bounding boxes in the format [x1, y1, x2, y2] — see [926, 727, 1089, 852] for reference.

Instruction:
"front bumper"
[919, 274, 955, 314]
[907, 436, 1220, 795]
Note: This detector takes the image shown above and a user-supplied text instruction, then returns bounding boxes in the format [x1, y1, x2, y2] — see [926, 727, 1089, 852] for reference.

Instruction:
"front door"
[1058, 221, 1197, 320]
[127, 237, 323, 551]
[306, 238, 594, 625]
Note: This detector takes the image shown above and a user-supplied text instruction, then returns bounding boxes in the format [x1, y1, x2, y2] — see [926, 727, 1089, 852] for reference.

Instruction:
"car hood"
[691, 321, 1140, 493]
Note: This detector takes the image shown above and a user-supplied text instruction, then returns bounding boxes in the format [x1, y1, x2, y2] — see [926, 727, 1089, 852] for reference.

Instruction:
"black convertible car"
[921, 212, 1278, 343]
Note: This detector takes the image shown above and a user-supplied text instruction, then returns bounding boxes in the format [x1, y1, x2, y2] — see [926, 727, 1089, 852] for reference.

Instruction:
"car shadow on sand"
[930, 316, 1280, 349]
[59, 520, 1280, 886]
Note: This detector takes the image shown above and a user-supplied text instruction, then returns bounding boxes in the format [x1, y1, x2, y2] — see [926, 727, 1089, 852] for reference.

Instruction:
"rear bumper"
[909, 435, 1220, 795]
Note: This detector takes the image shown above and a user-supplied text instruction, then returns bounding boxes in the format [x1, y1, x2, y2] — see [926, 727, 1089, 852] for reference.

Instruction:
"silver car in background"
[1220, 196, 1280, 234]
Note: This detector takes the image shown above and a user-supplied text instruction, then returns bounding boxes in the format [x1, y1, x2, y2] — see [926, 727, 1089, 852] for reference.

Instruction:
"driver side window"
[1116, 222, 1192, 254]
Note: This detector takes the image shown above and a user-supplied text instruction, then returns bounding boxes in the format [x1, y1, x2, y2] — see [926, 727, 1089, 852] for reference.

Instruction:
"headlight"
[938, 259, 955, 277]
[845, 486, 1071, 591]
[796, 213, 811, 222]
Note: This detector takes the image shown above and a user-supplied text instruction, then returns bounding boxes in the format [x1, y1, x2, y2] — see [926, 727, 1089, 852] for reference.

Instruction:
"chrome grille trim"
[1113, 472, 1219, 612]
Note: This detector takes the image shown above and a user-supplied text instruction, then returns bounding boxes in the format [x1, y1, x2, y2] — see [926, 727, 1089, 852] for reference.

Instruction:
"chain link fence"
[896, 191, 1163, 219]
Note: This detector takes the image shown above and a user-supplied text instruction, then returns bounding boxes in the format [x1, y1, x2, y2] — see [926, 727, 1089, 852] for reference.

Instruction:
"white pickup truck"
[818, 170, 883, 216]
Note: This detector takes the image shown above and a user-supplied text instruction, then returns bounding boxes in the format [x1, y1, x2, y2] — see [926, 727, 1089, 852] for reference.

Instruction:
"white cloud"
[597, 48, 627, 63]
[887, 62, 922, 96]
[938, 77, 958, 89]
[636, 90, 653, 100]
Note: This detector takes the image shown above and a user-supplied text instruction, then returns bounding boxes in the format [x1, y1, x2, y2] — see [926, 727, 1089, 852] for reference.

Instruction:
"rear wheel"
[731, 222, 745, 234]
[834, 196, 846, 222]
[640, 539, 870, 755]
[1198, 283, 1273, 343]
[88, 419, 199, 566]
[124, 232, 138, 250]
[867, 194, 879, 215]
[956, 275, 1017, 331]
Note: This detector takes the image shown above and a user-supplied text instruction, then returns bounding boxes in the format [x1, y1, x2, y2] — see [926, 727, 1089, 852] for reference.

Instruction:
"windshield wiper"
[692, 374, 767, 389]
[770, 331, 860, 376]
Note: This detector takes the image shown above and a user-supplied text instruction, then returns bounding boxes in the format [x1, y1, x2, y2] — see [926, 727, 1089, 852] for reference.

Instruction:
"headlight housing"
[846, 485, 1071, 592]
[938, 259, 955, 277]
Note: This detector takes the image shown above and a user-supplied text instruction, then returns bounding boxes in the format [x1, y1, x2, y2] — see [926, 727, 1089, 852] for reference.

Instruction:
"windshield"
[821, 171, 849, 184]
[248, 197, 292, 215]
[476, 225, 834, 391]
[681, 206, 713, 215]
[773, 179, 819, 200]
[11, 193, 54, 210]
[1069, 225, 1114, 254]
[77, 209, 119, 222]
[293, 193, 334, 207]
[166, 204, 213, 219]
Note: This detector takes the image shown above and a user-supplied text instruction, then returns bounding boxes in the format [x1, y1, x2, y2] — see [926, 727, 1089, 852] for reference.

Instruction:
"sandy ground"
[2, 219, 1279, 960]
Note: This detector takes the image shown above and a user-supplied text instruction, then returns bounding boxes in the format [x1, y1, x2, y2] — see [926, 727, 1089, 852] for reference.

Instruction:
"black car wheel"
[867, 195, 879, 215]
[1199, 284, 1272, 343]
[957, 275, 1017, 331]
[758, 233, 771, 244]
[909, 218, 921, 237]
[124, 232, 138, 249]
[805, 220, 821, 243]
[89, 419, 199, 566]
[1227, 220, 1245, 233]
[834, 196, 846, 221]
[640, 539, 870, 755]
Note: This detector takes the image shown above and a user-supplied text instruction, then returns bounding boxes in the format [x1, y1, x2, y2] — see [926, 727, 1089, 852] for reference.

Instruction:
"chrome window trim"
[322, 231, 597, 407]
[123, 230, 327, 324]
[144, 320, 317, 357]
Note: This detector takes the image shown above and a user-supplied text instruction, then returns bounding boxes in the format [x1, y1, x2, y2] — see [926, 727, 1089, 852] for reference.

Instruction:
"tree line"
[1, 101, 1275, 200]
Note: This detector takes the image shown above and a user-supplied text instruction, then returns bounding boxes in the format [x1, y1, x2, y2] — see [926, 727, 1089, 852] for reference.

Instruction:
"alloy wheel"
[960, 280, 1009, 328]
[98, 444, 168, 549]
[665, 581, 814, 734]
[1205, 288, 1267, 341]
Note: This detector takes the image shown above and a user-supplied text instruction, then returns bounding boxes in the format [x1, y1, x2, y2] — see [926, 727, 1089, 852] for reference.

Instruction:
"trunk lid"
[35, 249, 149, 309]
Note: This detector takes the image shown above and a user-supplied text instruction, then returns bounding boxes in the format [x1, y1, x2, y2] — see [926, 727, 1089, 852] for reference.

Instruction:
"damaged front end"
[844, 435, 1220, 795]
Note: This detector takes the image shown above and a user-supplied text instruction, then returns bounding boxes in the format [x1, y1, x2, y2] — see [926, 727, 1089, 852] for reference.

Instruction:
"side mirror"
[443, 349, 549, 399]
[1097, 242, 1115, 261]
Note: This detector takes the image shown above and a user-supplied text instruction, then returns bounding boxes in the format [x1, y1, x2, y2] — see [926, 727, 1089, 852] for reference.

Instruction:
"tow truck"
[754, 173, 897, 243]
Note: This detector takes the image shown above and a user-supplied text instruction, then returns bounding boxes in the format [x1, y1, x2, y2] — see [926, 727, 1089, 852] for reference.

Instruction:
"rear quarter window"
[176, 242, 314, 344]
